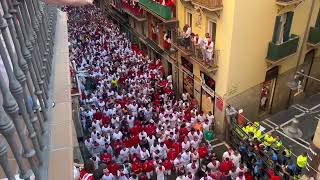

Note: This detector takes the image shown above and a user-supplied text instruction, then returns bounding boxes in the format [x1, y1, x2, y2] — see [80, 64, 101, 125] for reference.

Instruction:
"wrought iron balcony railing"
[0, 0, 57, 179]
[191, 0, 222, 11]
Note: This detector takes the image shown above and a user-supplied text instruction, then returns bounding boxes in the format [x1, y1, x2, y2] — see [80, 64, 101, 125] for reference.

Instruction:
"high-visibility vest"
[254, 130, 262, 140]
[274, 140, 282, 150]
[296, 155, 307, 168]
[263, 135, 274, 147]
[284, 149, 292, 158]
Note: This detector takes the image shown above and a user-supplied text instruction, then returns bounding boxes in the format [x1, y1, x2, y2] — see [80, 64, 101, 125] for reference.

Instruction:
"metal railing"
[192, 0, 222, 11]
[0, 0, 57, 179]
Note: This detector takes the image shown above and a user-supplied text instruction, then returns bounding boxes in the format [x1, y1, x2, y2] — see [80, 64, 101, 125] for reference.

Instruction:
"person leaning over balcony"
[163, 32, 172, 50]
[192, 34, 202, 58]
[182, 24, 192, 49]
[205, 33, 214, 65]
[44, 0, 93, 6]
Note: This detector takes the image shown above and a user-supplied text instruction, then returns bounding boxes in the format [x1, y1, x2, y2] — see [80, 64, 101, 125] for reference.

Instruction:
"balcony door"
[208, 20, 216, 42]
[186, 11, 192, 27]
[272, 11, 294, 44]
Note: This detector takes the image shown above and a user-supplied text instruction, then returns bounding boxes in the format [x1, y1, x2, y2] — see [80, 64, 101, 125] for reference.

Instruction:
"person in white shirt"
[232, 151, 241, 168]
[207, 158, 220, 173]
[182, 138, 191, 151]
[236, 172, 246, 180]
[101, 170, 115, 180]
[156, 164, 165, 180]
[200, 174, 213, 180]
[236, 163, 247, 175]
[184, 172, 195, 180]
[112, 129, 123, 140]
[205, 33, 214, 64]
[139, 130, 147, 140]
[186, 161, 199, 176]
[130, 144, 141, 157]
[140, 147, 150, 161]
[173, 155, 184, 170]
[223, 148, 234, 161]
[181, 150, 191, 168]
[182, 92, 189, 102]
[119, 147, 129, 162]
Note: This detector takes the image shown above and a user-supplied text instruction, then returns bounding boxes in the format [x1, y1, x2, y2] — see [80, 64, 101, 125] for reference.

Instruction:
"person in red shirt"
[131, 134, 140, 146]
[101, 115, 111, 125]
[113, 139, 123, 155]
[198, 145, 208, 159]
[143, 159, 154, 179]
[123, 136, 133, 148]
[167, 148, 178, 161]
[220, 157, 234, 173]
[107, 161, 120, 176]
[131, 158, 143, 175]
[130, 124, 142, 136]
[172, 141, 182, 154]
[79, 160, 94, 180]
[164, 138, 173, 149]
[100, 152, 112, 164]
[162, 159, 173, 175]
[93, 110, 102, 120]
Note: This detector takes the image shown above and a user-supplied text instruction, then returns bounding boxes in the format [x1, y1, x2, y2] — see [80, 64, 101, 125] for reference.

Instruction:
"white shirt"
[112, 131, 123, 140]
[207, 161, 220, 172]
[140, 150, 150, 160]
[102, 174, 115, 180]
[186, 163, 198, 175]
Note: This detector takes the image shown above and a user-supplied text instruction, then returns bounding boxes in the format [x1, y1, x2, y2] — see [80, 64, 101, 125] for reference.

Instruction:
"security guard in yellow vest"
[273, 136, 283, 151]
[282, 145, 292, 165]
[253, 129, 262, 141]
[252, 121, 262, 140]
[296, 152, 308, 174]
[263, 133, 275, 151]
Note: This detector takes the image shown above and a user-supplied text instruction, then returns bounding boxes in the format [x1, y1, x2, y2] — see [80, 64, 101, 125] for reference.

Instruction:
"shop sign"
[216, 96, 223, 112]
[202, 83, 215, 97]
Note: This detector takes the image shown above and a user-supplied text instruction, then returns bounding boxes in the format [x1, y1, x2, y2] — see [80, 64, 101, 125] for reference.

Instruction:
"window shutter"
[272, 16, 281, 43]
[283, 11, 294, 42]
[316, 9, 320, 28]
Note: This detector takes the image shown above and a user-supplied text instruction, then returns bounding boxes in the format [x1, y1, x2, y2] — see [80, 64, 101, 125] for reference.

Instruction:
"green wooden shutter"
[283, 11, 294, 42]
[272, 16, 281, 43]
[316, 9, 320, 28]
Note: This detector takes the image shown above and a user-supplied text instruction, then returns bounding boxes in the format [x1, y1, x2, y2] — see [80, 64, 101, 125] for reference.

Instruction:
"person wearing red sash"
[107, 161, 120, 176]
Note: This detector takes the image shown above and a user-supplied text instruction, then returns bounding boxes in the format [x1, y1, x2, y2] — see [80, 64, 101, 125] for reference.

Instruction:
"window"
[186, 11, 192, 27]
[272, 11, 294, 44]
[208, 20, 217, 41]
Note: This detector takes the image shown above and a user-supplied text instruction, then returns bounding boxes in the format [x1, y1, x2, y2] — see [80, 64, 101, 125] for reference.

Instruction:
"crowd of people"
[67, 5, 307, 180]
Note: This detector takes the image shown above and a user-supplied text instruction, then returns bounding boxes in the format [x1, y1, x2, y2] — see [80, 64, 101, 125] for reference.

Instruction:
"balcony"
[172, 35, 218, 73]
[307, 27, 320, 47]
[122, 2, 146, 21]
[275, 0, 303, 6]
[138, 0, 173, 20]
[266, 34, 300, 63]
[191, 0, 223, 12]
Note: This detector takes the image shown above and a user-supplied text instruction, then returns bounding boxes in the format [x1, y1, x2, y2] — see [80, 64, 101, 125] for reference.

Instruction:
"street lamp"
[287, 69, 320, 91]
[285, 71, 320, 138]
